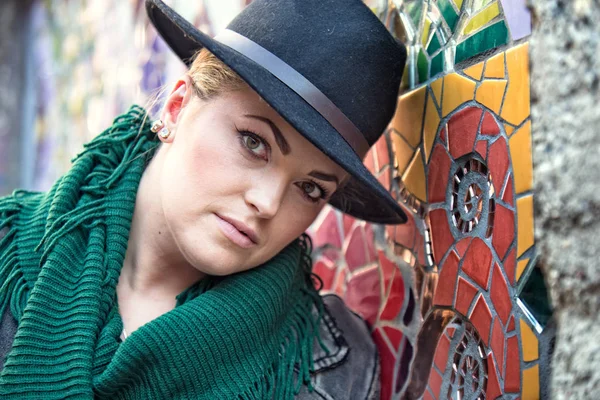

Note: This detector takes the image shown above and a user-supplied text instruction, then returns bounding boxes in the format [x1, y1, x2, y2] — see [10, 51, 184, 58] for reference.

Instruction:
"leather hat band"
[214, 29, 370, 158]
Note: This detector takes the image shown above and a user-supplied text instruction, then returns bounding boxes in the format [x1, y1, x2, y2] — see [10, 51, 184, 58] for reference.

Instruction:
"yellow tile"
[431, 77, 443, 107]
[423, 95, 440, 162]
[442, 73, 477, 116]
[504, 124, 514, 135]
[422, 18, 432, 47]
[453, 0, 464, 9]
[522, 365, 540, 400]
[517, 258, 529, 281]
[390, 133, 415, 176]
[463, 1, 500, 35]
[463, 61, 484, 80]
[509, 120, 533, 193]
[401, 148, 426, 201]
[475, 79, 507, 114]
[520, 318, 540, 361]
[484, 52, 505, 78]
[391, 86, 427, 147]
[501, 43, 531, 125]
[517, 195, 534, 257]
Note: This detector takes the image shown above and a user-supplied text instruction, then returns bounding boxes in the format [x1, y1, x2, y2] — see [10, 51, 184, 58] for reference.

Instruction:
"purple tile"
[500, 0, 532, 40]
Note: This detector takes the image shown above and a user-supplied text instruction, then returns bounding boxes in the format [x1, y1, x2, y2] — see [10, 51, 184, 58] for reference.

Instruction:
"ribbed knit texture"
[0, 105, 326, 399]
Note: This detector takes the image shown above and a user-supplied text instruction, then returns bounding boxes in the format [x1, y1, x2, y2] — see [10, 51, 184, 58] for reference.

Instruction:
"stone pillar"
[530, 0, 600, 398]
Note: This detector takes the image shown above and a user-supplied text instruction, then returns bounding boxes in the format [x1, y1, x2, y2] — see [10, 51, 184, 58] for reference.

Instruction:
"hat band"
[214, 29, 370, 158]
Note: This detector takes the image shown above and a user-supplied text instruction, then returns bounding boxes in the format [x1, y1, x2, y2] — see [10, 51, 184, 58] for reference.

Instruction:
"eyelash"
[236, 127, 329, 204]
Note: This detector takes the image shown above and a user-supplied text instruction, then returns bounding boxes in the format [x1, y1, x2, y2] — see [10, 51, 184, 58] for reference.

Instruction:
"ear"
[160, 75, 195, 141]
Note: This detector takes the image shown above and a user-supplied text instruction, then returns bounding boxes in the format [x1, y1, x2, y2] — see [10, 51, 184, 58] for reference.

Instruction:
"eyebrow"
[308, 171, 340, 187]
[244, 114, 291, 155]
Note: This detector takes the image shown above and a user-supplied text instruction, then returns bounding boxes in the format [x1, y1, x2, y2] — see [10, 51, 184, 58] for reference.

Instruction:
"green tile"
[430, 52, 444, 77]
[438, 0, 459, 32]
[427, 31, 442, 55]
[406, 1, 424, 31]
[518, 259, 553, 329]
[455, 20, 509, 64]
[417, 48, 429, 84]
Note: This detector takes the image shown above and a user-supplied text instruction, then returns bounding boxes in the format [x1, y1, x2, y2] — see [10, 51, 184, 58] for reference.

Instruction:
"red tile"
[375, 135, 391, 171]
[313, 209, 342, 249]
[334, 267, 347, 297]
[447, 327, 456, 338]
[343, 214, 356, 236]
[345, 266, 380, 325]
[491, 263, 512, 325]
[448, 107, 482, 158]
[507, 315, 516, 332]
[434, 251, 460, 306]
[469, 294, 493, 345]
[313, 258, 337, 290]
[455, 237, 473, 257]
[416, 233, 426, 266]
[377, 167, 392, 191]
[481, 111, 501, 136]
[427, 144, 452, 204]
[433, 334, 451, 372]
[383, 326, 404, 351]
[429, 209, 454, 263]
[490, 317, 505, 374]
[344, 225, 369, 272]
[440, 125, 448, 145]
[364, 151, 376, 174]
[388, 215, 416, 249]
[475, 139, 488, 159]
[488, 137, 509, 192]
[455, 277, 478, 316]
[487, 354, 502, 399]
[461, 237, 493, 289]
[428, 367, 443, 399]
[492, 204, 515, 260]
[372, 328, 396, 400]
[364, 224, 377, 264]
[505, 335, 521, 392]
[379, 250, 397, 293]
[380, 270, 406, 321]
[423, 391, 435, 400]
[503, 175, 515, 206]
[504, 247, 517, 285]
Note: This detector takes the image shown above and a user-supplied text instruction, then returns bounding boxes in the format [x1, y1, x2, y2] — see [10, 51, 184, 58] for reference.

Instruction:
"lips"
[215, 213, 259, 248]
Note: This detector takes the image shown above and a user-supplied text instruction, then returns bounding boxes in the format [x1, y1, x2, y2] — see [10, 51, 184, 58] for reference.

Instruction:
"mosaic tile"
[388, 214, 416, 248]
[429, 209, 454, 262]
[313, 209, 342, 248]
[375, 135, 391, 169]
[402, 148, 427, 201]
[509, 120, 533, 193]
[438, 0, 460, 31]
[452, 0, 465, 8]
[463, 1, 500, 35]
[373, 328, 395, 400]
[505, 335, 521, 392]
[407, 1, 424, 30]
[504, 248, 517, 285]
[491, 262, 512, 324]
[396, 341, 414, 393]
[520, 318, 539, 362]
[492, 204, 514, 260]
[455, 277, 478, 316]
[522, 365, 540, 400]
[418, 49, 429, 83]
[463, 62, 484, 80]
[470, 294, 492, 345]
[500, 0, 532, 40]
[345, 266, 380, 325]
[392, 86, 426, 148]
[427, 144, 452, 204]
[517, 258, 529, 281]
[519, 262, 553, 328]
[364, 151, 376, 173]
[442, 74, 477, 116]
[423, 391, 434, 400]
[431, 77, 443, 106]
[504, 123, 515, 135]
[378, 166, 392, 190]
[404, 288, 416, 325]
[507, 315, 516, 332]
[484, 51, 506, 78]
[503, 175, 515, 206]
[379, 250, 398, 293]
[427, 32, 442, 55]
[313, 258, 337, 290]
[428, 367, 443, 399]
[501, 43, 530, 125]
[433, 334, 451, 371]
[481, 110, 501, 135]
[390, 131, 415, 175]
[455, 237, 473, 257]
[423, 98, 440, 162]
[487, 355, 503, 399]
[475, 139, 488, 159]
[383, 326, 404, 351]
[455, 21, 509, 65]
[490, 316, 505, 373]
[475, 79, 507, 114]
[488, 136, 509, 192]
[516, 195, 534, 256]
[434, 250, 460, 306]
[462, 237, 493, 289]
[381, 270, 406, 320]
[364, 224, 377, 263]
[447, 106, 481, 157]
[343, 214, 355, 236]
[430, 52, 444, 78]
[440, 125, 448, 144]
[344, 225, 369, 272]
[422, 18, 432, 47]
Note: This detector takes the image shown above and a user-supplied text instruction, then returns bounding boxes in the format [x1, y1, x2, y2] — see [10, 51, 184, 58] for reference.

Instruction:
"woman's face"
[156, 77, 348, 276]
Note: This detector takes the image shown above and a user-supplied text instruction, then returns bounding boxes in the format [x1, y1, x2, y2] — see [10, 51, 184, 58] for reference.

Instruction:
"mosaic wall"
[308, 1, 553, 399]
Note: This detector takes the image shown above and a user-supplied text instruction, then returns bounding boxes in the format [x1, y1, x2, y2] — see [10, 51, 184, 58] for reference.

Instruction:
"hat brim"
[146, 0, 407, 224]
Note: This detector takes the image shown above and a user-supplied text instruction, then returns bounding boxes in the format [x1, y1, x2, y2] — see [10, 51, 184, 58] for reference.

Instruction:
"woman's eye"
[300, 182, 323, 200]
[241, 132, 268, 159]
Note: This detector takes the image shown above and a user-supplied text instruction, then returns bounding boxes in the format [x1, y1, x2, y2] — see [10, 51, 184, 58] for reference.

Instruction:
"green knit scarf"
[0, 105, 327, 399]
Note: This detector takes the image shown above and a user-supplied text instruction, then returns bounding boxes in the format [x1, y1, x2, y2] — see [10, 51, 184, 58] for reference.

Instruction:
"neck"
[119, 150, 205, 299]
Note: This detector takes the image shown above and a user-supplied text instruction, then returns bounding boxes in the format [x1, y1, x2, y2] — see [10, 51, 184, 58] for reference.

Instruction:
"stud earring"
[151, 119, 171, 139]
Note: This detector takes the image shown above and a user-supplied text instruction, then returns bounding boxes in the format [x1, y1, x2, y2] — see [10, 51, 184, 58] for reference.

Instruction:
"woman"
[0, 0, 406, 398]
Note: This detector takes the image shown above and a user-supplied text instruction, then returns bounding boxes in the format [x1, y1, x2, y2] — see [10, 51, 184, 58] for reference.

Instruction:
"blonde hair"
[188, 48, 246, 98]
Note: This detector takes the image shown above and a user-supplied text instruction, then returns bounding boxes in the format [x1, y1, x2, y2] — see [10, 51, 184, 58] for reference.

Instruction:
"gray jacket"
[0, 286, 379, 399]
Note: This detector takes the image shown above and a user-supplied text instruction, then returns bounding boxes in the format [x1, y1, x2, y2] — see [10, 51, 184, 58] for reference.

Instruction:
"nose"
[244, 174, 286, 219]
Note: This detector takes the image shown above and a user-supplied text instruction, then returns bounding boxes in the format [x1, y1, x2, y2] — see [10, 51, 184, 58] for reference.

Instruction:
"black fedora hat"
[146, 0, 408, 224]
